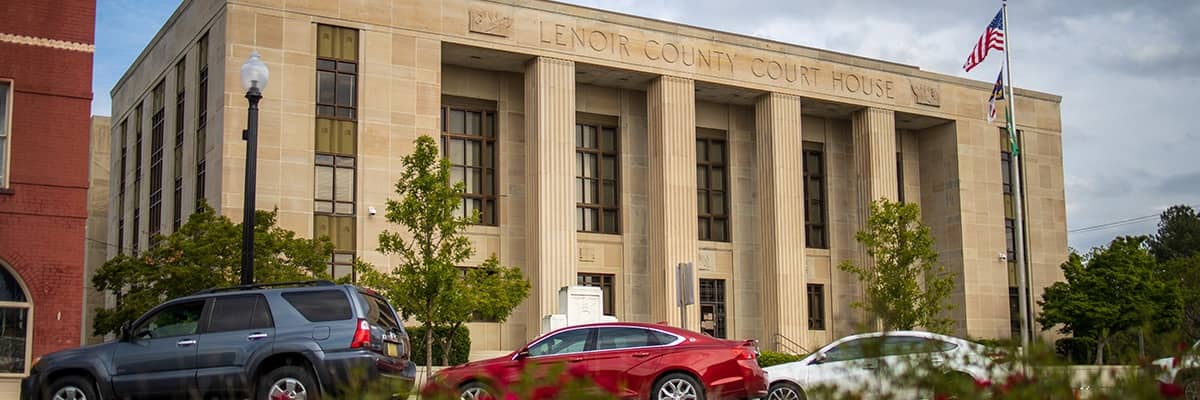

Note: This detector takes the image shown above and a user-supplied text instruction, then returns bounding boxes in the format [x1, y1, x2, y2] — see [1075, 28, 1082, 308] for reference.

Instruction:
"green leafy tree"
[1037, 236, 1183, 364]
[838, 199, 956, 333]
[1147, 205, 1200, 342]
[361, 135, 529, 378]
[92, 203, 333, 336]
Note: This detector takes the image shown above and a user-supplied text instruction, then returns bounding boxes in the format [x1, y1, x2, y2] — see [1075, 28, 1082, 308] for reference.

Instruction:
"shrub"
[408, 325, 471, 366]
[758, 350, 806, 367]
[1055, 337, 1097, 364]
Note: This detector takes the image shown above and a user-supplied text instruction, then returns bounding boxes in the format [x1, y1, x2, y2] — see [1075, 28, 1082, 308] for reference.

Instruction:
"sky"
[91, 0, 1200, 252]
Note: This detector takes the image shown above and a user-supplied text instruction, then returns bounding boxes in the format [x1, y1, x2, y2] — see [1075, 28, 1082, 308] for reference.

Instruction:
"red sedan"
[427, 322, 768, 400]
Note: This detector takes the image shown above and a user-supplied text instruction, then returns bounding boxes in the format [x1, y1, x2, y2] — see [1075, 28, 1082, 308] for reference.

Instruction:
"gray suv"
[21, 281, 415, 400]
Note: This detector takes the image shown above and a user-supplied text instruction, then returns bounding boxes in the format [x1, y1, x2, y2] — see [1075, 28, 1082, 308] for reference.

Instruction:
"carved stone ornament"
[910, 79, 941, 107]
[469, 8, 513, 37]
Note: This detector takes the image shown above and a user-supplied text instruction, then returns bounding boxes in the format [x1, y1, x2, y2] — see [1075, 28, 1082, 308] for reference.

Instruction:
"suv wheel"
[258, 365, 319, 400]
[45, 376, 97, 400]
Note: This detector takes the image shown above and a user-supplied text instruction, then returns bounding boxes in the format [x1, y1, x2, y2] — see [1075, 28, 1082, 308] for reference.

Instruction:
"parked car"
[1152, 340, 1199, 396]
[763, 331, 1008, 399]
[427, 322, 767, 400]
[22, 280, 415, 400]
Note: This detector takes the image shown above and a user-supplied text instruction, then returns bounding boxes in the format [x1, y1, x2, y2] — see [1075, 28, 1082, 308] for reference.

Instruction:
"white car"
[1152, 340, 1198, 397]
[763, 331, 1008, 399]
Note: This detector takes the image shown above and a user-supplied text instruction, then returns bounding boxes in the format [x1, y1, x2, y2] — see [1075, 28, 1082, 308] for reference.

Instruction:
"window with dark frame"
[314, 154, 355, 216]
[315, 24, 360, 280]
[807, 283, 826, 330]
[117, 120, 127, 253]
[133, 104, 143, 255]
[173, 58, 185, 231]
[195, 33, 208, 211]
[1001, 130, 1027, 338]
[576, 121, 620, 234]
[896, 151, 905, 203]
[149, 81, 165, 246]
[803, 142, 828, 249]
[0, 81, 9, 189]
[697, 134, 729, 242]
[577, 273, 615, 316]
[441, 103, 497, 225]
[699, 279, 727, 339]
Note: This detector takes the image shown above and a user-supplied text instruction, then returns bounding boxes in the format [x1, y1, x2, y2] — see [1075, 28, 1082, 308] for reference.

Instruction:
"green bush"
[1055, 337, 1097, 364]
[758, 350, 806, 367]
[408, 325, 471, 366]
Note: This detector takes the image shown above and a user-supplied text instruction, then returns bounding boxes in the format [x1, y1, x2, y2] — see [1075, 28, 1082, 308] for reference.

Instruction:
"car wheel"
[458, 381, 494, 400]
[44, 376, 97, 400]
[1183, 370, 1200, 400]
[258, 365, 319, 400]
[652, 373, 704, 400]
[768, 381, 805, 400]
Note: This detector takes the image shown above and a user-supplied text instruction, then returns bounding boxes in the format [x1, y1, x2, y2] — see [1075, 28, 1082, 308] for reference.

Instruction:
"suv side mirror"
[119, 321, 133, 342]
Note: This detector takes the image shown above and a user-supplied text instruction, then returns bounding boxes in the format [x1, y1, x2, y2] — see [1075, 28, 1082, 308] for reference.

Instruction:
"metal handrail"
[773, 332, 810, 355]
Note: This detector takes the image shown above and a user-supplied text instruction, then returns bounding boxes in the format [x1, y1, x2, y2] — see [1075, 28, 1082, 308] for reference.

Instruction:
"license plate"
[386, 342, 399, 357]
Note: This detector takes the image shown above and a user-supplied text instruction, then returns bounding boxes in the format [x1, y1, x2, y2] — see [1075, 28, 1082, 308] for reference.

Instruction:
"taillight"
[735, 347, 757, 360]
[1174, 356, 1181, 368]
[350, 319, 371, 348]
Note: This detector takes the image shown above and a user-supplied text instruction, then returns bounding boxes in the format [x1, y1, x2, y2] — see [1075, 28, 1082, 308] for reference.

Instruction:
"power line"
[1068, 203, 1200, 234]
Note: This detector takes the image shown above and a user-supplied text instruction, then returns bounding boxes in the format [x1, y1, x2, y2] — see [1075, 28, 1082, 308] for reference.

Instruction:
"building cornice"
[0, 33, 94, 53]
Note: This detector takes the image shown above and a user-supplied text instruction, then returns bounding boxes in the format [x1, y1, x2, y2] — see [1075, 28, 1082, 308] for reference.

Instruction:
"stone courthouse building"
[108, 0, 1067, 355]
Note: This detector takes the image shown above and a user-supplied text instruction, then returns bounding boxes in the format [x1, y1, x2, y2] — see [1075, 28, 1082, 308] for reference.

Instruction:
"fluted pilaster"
[852, 107, 899, 205]
[755, 92, 808, 350]
[525, 57, 577, 337]
[647, 75, 699, 330]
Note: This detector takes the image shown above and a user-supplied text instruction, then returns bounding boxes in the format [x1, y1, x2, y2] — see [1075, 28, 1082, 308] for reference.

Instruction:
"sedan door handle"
[569, 356, 585, 363]
[247, 333, 269, 341]
[632, 352, 651, 358]
[177, 339, 197, 347]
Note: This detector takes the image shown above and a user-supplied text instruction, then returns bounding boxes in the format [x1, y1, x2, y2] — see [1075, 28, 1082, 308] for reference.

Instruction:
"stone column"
[754, 92, 808, 350]
[850, 107, 898, 328]
[647, 75, 699, 330]
[852, 107, 899, 204]
[525, 57, 577, 337]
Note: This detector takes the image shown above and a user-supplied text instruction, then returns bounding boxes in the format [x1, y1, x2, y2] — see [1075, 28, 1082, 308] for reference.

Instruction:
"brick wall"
[0, 0, 95, 362]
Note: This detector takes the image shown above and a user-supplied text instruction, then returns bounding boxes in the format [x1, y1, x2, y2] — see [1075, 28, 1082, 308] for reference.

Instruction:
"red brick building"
[0, 1, 96, 394]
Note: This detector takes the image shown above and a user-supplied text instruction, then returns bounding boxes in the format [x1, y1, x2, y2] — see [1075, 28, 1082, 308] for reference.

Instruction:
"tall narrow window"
[117, 120, 127, 253]
[149, 81, 165, 246]
[577, 273, 615, 316]
[173, 59, 185, 230]
[803, 142, 828, 249]
[315, 24, 359, 278]
[195, 33, 208, 211]
[699, 279, 727, 339]
[807, 284, 825, 330]
[576, 121, 620, 234]
[441, 101, 497, 225]
[133, 104, 143, 255]
[0, 81, 10, 189]
[896, 151, 905, 203]
[1000, 131, 1026, 338]
[697, 133, 729, 242]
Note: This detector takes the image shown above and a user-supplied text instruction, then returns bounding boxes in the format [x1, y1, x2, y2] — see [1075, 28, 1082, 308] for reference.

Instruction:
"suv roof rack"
[192, 280, 338, 296]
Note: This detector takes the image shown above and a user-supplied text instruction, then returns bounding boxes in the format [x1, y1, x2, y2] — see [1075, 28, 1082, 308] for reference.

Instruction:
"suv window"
[360, 292, 400, 330]
[136, 301, 204, 339]
[283, 290, 352, 322]
[207, 295, 273, 333]
[824, 337, 885, 362]
[528, 328, 591, 356]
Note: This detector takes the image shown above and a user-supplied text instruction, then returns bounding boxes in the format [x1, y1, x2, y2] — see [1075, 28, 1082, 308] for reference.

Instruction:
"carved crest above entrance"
[910, 79, 941, 107]
[469, 8, 513, 38]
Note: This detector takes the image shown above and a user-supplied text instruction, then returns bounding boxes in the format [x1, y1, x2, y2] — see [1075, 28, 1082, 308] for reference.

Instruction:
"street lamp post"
[239, 51, 269, 285]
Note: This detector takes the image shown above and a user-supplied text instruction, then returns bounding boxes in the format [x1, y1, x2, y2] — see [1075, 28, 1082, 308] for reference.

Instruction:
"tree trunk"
[442, 323, 460, 367]
[1095, 335, 1107, 366]
[425, 322, 435, 380]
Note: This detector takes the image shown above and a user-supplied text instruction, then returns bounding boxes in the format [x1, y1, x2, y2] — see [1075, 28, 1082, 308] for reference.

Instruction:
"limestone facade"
[108, 0, 1067, 355]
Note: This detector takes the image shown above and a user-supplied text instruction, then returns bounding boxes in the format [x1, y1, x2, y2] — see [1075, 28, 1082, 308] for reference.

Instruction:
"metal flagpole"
[1002, 0, 1032, 353]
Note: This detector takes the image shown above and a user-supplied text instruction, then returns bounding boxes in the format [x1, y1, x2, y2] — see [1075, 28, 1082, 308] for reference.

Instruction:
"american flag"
[963, 9, 1005, 72]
